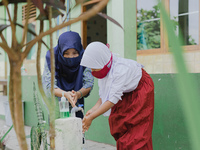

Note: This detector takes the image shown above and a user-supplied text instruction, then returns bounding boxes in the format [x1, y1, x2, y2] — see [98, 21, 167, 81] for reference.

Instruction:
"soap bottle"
[59, 92, 69, 118]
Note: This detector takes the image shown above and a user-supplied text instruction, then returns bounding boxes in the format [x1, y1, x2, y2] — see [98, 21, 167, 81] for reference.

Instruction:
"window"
[137, 0, 200, 54]
[137, 0, 161, 50]
[170, 0, 199, 46]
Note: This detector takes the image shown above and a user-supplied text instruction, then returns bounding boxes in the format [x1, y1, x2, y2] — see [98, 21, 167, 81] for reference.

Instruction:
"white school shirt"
[99, 55, 143, 116]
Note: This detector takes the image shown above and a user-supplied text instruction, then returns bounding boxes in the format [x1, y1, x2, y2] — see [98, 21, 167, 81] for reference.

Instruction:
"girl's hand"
[85, 109, 93, 116]
[64, 91, 76, 107]
[82, 115, 92, 133]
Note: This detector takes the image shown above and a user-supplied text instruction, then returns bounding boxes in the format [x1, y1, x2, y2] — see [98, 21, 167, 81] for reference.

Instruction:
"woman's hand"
[64, 91, 76, 107]
[71, 90, 80, 105]
[82, 115, 93, 133]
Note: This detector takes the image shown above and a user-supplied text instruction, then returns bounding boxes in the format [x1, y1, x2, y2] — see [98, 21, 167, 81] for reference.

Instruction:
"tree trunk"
[9, 60, 28, 150]
[49, 108, 55, 150]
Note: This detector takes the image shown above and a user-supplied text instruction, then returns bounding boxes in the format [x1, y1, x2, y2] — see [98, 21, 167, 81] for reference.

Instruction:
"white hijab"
[80, 42, 112, 69]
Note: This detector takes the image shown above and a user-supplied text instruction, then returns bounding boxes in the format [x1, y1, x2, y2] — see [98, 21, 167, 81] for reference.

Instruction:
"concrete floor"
[0, 119, 116, 150]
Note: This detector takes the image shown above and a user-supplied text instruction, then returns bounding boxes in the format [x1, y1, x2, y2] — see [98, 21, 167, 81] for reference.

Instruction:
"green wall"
[21, 76, 49, 127]
[84, 78, 116, 145]
[151, 73, 199, 150]
[84, 73, 200, 149]
[21, 73, 200, 149]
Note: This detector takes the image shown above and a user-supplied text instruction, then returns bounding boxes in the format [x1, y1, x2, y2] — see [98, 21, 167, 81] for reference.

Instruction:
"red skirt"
[109, 69, 154, 150]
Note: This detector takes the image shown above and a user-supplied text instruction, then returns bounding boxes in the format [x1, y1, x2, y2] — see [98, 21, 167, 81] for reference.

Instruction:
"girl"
[81, 42, 154, 150]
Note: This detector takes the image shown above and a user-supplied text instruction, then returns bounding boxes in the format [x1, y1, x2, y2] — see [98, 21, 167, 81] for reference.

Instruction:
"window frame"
[136, 0, 200, 55]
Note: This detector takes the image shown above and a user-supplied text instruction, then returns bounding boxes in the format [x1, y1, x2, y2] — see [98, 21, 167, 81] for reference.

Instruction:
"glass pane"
[170, 0, 199, 45]
[137, 0, 161, 50]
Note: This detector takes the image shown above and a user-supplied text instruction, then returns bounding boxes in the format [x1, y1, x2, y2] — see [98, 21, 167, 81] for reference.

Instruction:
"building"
[0, 0, 200, 149]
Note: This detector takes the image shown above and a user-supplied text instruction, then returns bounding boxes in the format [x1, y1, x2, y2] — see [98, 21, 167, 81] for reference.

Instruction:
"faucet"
[71, 106, 84, 117]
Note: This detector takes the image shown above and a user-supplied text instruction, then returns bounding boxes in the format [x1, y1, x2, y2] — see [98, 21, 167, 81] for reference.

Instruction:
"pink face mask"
[92, 54, 113, 79]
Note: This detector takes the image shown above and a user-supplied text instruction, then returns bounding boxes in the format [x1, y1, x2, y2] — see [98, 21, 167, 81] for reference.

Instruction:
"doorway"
[82, 1, 107, 49]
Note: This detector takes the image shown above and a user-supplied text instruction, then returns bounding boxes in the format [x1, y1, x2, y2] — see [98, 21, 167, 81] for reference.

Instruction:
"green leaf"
[0, 24, 10, 33]
[159, 2, 200, 150]
[30, 126, 41, 150]
[0, 125, 13, 143]
[97, 12, 124, 30]
[43, 0, 66, 10]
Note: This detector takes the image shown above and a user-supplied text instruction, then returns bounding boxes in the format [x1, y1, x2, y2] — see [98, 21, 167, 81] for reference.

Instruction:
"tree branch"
[49, 7, 55, 102]
[22, 0, 109, 60]
[48, 7, 56, 150]
[0, 42, 18, 61]
[13, 3, 18, 48]
[36, 20, 51, 110]
[0, 34, 8, 45]
[13, 4, 18, 23]
[2, 0, 15, 49]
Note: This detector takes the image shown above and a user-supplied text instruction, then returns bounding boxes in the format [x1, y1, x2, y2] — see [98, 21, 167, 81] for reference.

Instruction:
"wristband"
[78, 90, 83, 99]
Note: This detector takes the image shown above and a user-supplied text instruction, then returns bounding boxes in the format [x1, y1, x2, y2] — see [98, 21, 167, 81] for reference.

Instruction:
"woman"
[81, 42, 154, 150]
[42, 31, 94, 118]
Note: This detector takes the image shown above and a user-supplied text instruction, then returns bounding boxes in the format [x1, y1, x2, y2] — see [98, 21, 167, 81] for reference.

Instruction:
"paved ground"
[0, 119, 116, 150]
